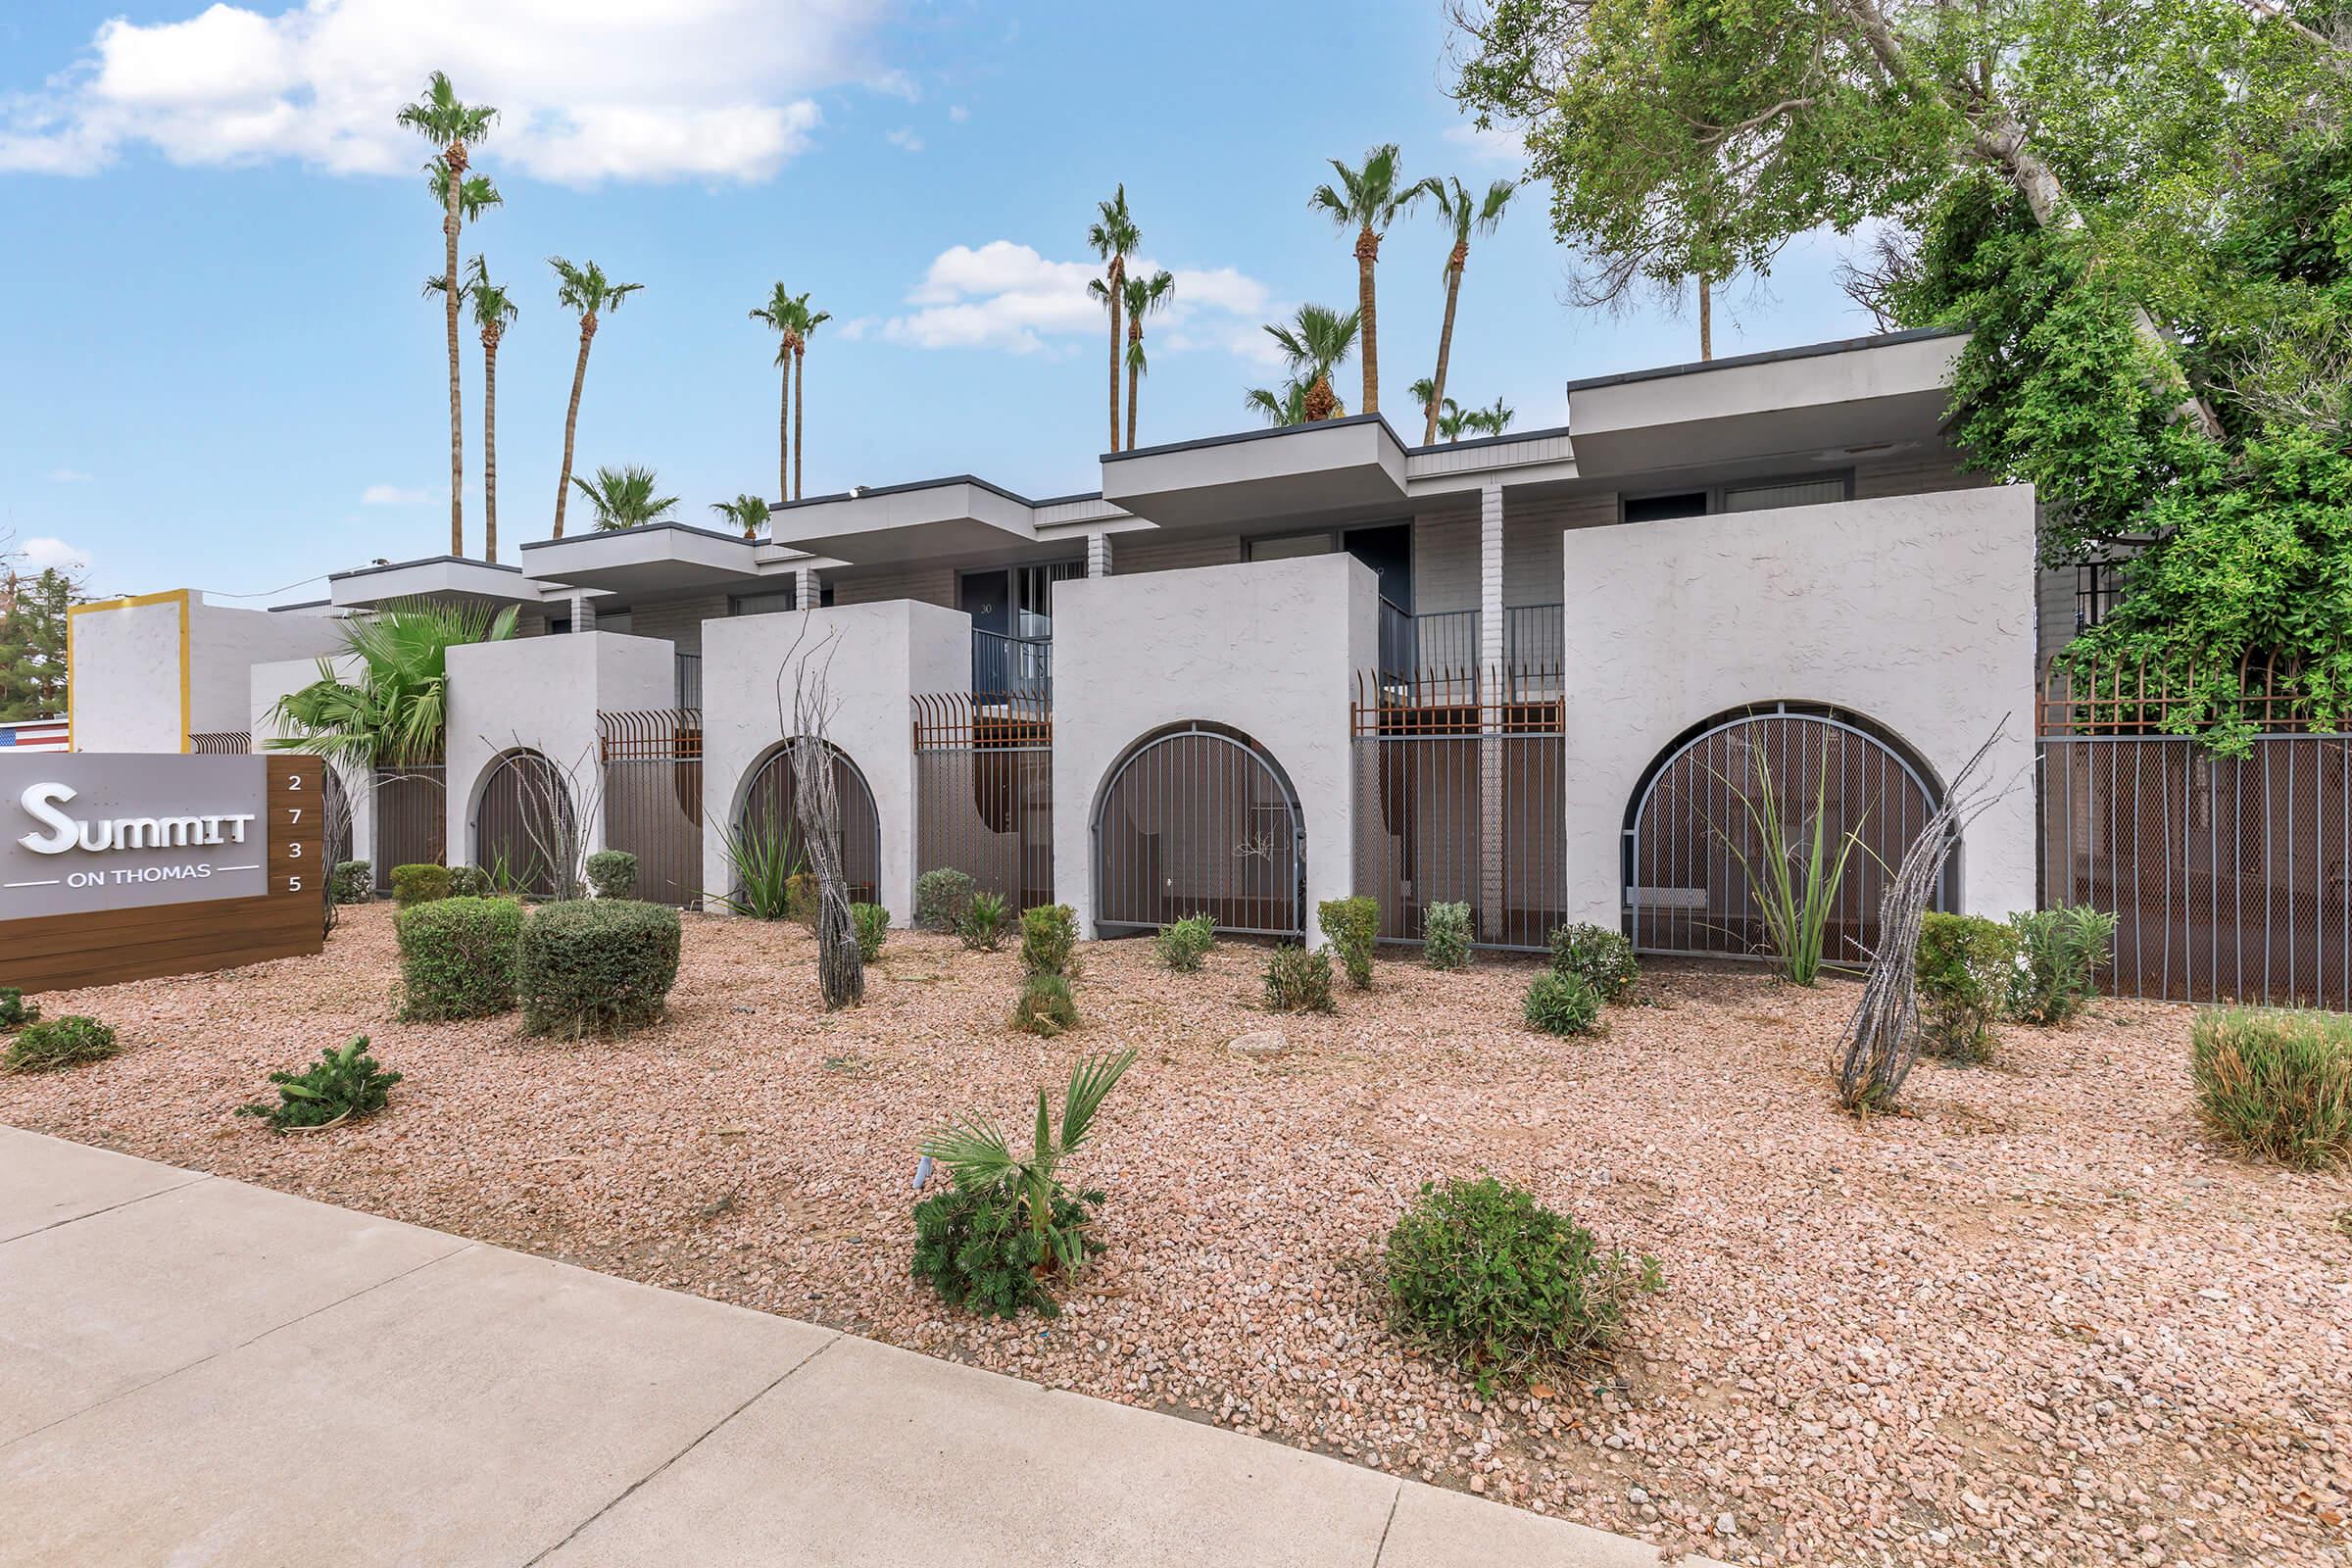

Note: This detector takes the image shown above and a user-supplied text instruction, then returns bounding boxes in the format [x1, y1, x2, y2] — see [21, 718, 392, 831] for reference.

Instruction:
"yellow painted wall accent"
[66, 588, 192, 753]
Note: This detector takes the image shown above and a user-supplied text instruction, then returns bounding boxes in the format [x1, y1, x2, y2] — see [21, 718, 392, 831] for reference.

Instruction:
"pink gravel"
[3, 905, 2347, 1566]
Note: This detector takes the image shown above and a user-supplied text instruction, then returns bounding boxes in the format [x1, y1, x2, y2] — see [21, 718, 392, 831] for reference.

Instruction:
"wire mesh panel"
[912, 693, 1054, 911]
[1351, 678, 1566, 950]
[371, 763, 445, 892]
[473, 749, 574, 899]
[739, 740, 881, 906]
[1094, 722, 1302, 938]
[600, 710, 705, 907]
[1624, 708, 1941, 963]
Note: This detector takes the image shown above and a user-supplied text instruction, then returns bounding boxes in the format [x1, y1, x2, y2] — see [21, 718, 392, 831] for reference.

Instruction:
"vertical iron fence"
[1373, 606, 1564, 701]
[1351, 672, 1567, 951]
[371, 762, 445, 892]
[473, 749, 574, 899]
[600, 710, 705, 907]
[739, 741, 882, 906]
[674, 652, 703, 710]
[1094, 720, 1303, 938]
[191, 731, 252, 755]
[911, 693, 1054, 911]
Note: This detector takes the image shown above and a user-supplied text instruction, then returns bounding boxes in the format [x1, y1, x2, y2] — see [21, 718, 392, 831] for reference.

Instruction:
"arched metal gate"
[1623, 706, 1944, 964]
[1094, 722, 1303, 938]
[474, 749, 575, 899]
[740, 742, 882, 906]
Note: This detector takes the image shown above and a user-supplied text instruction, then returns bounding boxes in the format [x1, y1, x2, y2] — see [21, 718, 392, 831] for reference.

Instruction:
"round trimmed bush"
[1020, 903, 1080, 978]
[518, 899, 682, 1038]
[1916, 912, 2020, 1062]
[391, 863, 451, 908]
[1319, 896, 1379, 989]
[585, 850, 638, 900]
[1423, 902, 1472, 971]
[1548, 922, 1639, 1002]
[331, 860, 372, 905]
[1524, 972, 1601, 1036]
[447, 864, 494, 899]
[915, 868, 976, 932]
[397, 896, 524, 1020]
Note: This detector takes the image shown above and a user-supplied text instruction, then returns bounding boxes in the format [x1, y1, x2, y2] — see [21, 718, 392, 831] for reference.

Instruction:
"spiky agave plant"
[919, 1049, 1138, 1278]
[1712, 744, 1869, 986]
[269, 597, 517, 766]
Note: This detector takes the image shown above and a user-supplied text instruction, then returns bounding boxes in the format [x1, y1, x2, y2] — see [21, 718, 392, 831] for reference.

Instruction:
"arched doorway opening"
[738, 740, 882, 906]
[1093, 721, 1303, 937]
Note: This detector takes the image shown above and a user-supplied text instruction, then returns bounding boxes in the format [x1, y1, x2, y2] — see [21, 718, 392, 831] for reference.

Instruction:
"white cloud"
[47, 468, 91, 483]
[1443, 122, 1527, 167]
[0, 0, 897, 184]
[361, 483, 435, 506]
[885, 125, 923, 153]
[876, 240, 1278, 358]
[22, 537, 92, 574]
[947, 103, 968, 122]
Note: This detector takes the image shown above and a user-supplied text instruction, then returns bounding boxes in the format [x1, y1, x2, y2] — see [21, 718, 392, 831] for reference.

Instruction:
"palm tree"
[570, 465, 678, 531]
[1085, 186, 1140, 451]
[396, 73, 498, 558]
[1466, 396, 1515, 436]
[1120, 269, 1175, 449]
[1309, 145, 1431, 418]
[1436, 401, 1474, 442]
[267, 597, 517, 766]
[789, 299, 830, 501]
[548, 258, 644, 539]
[1244, 378, 1313, 427]
[1262, 304, 1361, 421]
[1424, 176, 1516, 444]
[464, 259, 518, 564]
[710, 494, 772, 539]
[749, 283, 800, 504]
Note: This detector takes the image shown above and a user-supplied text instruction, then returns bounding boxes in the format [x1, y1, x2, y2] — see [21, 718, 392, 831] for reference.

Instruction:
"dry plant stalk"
[775, 619, 865, 1009]
[500, 738, 600, 902]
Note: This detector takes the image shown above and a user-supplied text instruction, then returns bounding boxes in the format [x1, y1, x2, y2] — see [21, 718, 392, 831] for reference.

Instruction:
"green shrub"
[785, 870, 819, 929]
[1423, 902, 1472, 970]
[960, 891, 1009, 952]
[915, 867, 977, 932]
[1011, 973, 1079, 1036]
[707, 817, 803, 919]
[585, 850, 638, 900]
[235, 1036, 402, 1132]
[1020, 903, 1080, 978]
[851, 902, 890, 963]
[1318, 896, 1380, 989]
[446, 864, 493, 899]
[1154, 912, 1215, 971]
[2008, 906, 2119, 1026]
[1549, 922, 1638, 1002]
[518, 899, 683, 1038]
[0, 987, 38, 1030]
[1263, 944, 1336, 1013]
[2192, 1009, 2352, 1170]
[1525, 972, 1601, 1036]
[396, 896, 523, 1020]
[4, 1015, 119, 1073]
[391, 863, 450, 907]
[1916, 912, 2021, 1062]
[1384, 1176, 1656, 1395]
[331, 860, 372, 905]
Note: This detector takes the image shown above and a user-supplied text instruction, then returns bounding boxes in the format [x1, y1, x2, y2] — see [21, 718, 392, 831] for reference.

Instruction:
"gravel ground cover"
[4, 905, 2347, 1566]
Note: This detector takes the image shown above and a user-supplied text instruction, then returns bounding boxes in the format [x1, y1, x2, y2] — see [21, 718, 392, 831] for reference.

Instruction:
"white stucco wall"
[250, 653, 372, 879]
[444, 632, 673, 876]
[700, 601, 969, 926]
[68, 592, 352, 754]
[1054, 554, 1378, 942]
[189, 601, 352, 735]
[1559, 485, 2039, 926]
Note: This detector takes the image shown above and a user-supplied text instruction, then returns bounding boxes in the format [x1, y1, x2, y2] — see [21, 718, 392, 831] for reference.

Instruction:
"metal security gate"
[473, 749, 574, 899]
[601, 710, 704, 907]
[912, 693, 1054, 911]
[371, 762, 445, 892]
[1624, 706, 1941, 963]
[1094, 722, 1303, 938]
[740, 742, 881, 906]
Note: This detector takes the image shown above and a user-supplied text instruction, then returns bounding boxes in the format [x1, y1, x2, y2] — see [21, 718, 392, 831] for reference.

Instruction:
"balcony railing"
[1376, 601, 1564, 701]
[973, 628, 1052, 704]
[675, 651, 702, 710]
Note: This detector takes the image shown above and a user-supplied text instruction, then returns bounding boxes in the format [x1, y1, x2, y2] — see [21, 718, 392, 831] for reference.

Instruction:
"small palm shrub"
[1384, 1176, 1657, 1396]
[1020, 903, 1080, 978]
[1549, 922, 1638, 1002]
[396, 896, 523, 1020]
[914, 1050, 1136, 1318]
[4, 1015, 119, 1074]
[1154, 913, 1215, 971]
[1525, 972, 1601, 1036]
[2191, 1009, 2352, 1170]
[2008, 906, 2119, 1025]
[1318, 896, 1380, 989]
[1423, 902, 1472, 970]
[585, 850, 638, 900]
[1264, 944, 1336, 1013]
[0, 987, 37, 1030]
[960, 891, 1009, 952]
[446, 864, 493, 898]
[1916, 912, 2021, 1062]
[391, 863, 450, 907]
[236, 1036, 402, 1132]
[331, 860, 372, 905]
[915, 868, 977, 932]
[1011, 973, 1079, 1036]
[518, 899, 683, 1037]
[851, 902, 890, 963]
[707, 817, 804, 919]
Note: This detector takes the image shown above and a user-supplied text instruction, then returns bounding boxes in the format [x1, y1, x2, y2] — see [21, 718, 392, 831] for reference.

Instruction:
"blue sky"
[1, 1, 1877, 606]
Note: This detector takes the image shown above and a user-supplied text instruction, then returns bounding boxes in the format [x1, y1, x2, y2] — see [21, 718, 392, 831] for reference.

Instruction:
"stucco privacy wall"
[701, 601, 969, 926]
[1558, 485, 2039, 928]
[443, 632, 673, 875]
[1054, 554, 1379, 942]
[251, 654, 371, 882]
[70, 593, 351, 753]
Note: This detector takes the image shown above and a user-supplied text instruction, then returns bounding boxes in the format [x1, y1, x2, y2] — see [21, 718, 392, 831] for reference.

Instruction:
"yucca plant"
[704, 815, 805, 918]
[1713, 745, 1867, 986]
[918, 1049, 1137, 1279]
[268, 596, 517, 766]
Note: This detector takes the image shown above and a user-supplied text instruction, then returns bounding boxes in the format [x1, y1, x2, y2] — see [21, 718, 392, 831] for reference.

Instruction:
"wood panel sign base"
[2, 755, 326, 994]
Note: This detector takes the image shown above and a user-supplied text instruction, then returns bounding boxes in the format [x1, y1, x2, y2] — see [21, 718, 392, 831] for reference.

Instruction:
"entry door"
[959, 570, 1010, 637]
[1344, 523, 1413, 612]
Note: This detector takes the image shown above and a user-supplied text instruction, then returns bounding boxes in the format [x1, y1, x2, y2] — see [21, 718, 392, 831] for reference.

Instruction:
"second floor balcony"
[1377, 601, 1564, 700]
[973, 627, 1052, 705]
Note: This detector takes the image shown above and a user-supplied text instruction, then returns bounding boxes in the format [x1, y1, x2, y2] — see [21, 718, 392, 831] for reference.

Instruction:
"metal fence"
[600, 710, 705, 907]
[740, 741, 882, 906]
[370, 762, 445, 891]
[473, 749, 574, 898]
[1374, 603, 1565, 701]
[912, 693, 1054, 912]
[1094, 720, 1304, 938]
[192, 730, 252, 755]
[1351, 674, 1567, 950]
[972, 629, 1051, 703]
[674, 652, 703, 710]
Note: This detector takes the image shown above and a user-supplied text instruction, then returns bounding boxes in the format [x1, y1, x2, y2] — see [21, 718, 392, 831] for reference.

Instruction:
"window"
[1247, 530, 1336, 562]
[1622, 471, 1853, 524]
[2076, 560, 2123, 632]
[730, 589, 797, 617]
[1622, 492, 1707, 524]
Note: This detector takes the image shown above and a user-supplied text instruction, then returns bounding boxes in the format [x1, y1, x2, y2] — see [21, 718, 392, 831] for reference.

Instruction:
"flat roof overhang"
[326, 555, 567, 611]
[1564, 328, 1966, 477]
[767, 478, 1044, 568]
[1099, 415, 1409, 530]
[518, 521, 780, 595]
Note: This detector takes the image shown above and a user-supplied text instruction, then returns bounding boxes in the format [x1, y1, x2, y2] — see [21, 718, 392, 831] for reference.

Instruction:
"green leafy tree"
[1311, 145, 1434, 416]
[0, 566, 74, 720]
[268, 597, 517, 765]
[1423, 176, 1517, 442]
[1120, 269, 1175, 448]
[1087, 186, 1142, 451]
[569, 465, 677, 531]
[548, 258, 644, 539]
[397, 73, 498, 558]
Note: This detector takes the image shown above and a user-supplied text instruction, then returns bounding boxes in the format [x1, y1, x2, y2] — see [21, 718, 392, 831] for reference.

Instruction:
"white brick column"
[1086, 532, 1115, 578]
[795, 564, 818, 610]
[1479, 484, 1505, 684]
[1478, 483, 1506, 940]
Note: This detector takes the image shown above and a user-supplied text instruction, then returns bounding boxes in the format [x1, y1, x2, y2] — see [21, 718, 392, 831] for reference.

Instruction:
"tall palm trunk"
[793, 344, 807, 501]
[1105, 257, 1125, 452]
[1698, 274, 1713, 361]
[1428, 241, 1467, 444]
[777, 348, 792, 504]
[1125, 319, 1142, 449]
[482, 326, 501, 564]
[553, 316, 595, 539]
[1354, 226, 1381, 416]
[442, 144, 466, 555]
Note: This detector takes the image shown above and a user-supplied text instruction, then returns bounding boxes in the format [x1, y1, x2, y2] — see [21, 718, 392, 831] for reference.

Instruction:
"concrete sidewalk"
[0, 1126, 1722, 1568]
